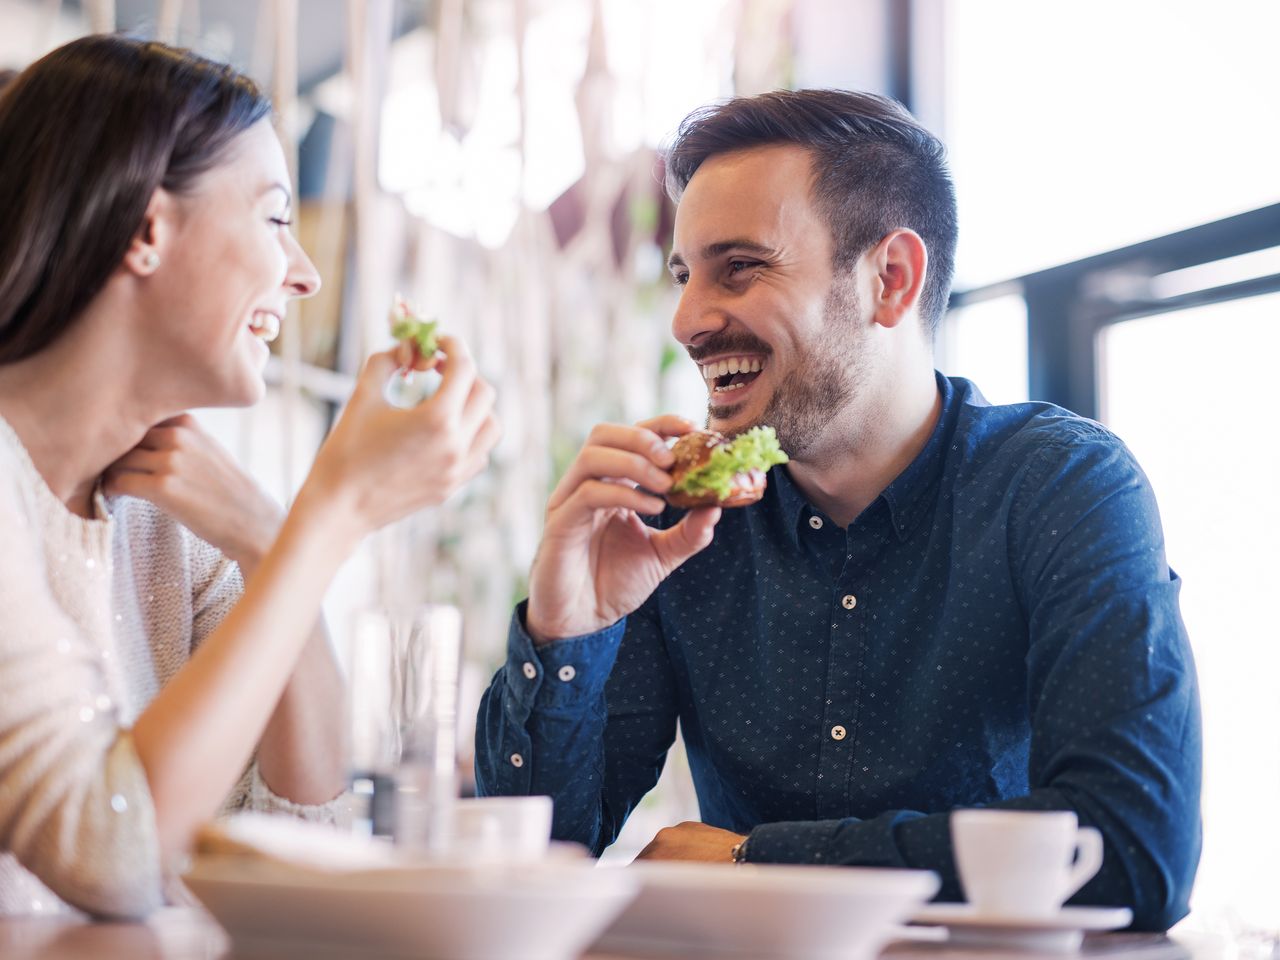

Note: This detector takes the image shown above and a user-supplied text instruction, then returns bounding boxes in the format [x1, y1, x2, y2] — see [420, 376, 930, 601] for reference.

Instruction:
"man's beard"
[708, 278, 870, 459]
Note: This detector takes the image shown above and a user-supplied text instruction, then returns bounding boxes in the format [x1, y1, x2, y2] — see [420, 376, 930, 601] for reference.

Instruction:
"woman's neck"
[0, 310, 167, 518]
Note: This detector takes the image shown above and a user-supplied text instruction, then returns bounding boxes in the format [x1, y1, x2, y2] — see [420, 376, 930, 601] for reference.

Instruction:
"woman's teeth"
[249, 312, 280, 343]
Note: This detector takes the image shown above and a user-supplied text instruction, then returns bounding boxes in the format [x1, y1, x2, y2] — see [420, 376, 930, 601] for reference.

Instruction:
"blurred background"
[1, 0, 1276, 936]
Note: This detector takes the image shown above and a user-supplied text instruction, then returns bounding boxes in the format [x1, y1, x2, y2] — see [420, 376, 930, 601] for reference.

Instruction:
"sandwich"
[665, 426, 789, 509]
[389, 295, 439, 370]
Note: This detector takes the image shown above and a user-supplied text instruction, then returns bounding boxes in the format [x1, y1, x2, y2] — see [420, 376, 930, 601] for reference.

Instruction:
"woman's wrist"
[225, 506, 286, 578]
[287, 475, 368, 558]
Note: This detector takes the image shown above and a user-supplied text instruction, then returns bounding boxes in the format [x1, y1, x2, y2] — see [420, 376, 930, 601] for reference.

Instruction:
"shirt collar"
[879, 371, 959, 541]
[771, 371, 961, 546]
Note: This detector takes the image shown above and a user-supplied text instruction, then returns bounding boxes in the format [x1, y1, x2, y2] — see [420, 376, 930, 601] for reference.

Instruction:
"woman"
[0, 36, 499, 917]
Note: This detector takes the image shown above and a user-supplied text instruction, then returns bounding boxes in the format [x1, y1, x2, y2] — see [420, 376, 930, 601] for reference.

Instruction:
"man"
[475, 90, 1200, 931]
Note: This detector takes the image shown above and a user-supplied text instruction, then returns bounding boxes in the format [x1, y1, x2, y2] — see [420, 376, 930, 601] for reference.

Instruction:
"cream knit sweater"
[0, 416, 334, 919]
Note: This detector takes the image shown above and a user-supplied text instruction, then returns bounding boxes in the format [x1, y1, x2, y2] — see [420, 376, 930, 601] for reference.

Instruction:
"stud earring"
[142, 252, 160, 270]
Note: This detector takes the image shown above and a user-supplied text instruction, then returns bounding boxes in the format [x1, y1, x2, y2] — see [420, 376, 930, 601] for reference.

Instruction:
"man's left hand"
[635, 821, 746, 863]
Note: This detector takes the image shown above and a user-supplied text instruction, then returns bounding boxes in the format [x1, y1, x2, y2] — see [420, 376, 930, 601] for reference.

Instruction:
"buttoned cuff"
[504, 601, 626, 713]
[743, 819, 845, 864]
[743, 814, 920, 868]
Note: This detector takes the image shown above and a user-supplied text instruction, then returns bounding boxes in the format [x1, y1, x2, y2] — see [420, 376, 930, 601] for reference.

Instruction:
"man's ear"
[867, 228, 928, 330]
[121, 187, 178, 278]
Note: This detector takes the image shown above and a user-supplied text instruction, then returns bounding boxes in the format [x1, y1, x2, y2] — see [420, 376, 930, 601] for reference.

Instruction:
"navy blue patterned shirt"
[476, 374, 1201, 931]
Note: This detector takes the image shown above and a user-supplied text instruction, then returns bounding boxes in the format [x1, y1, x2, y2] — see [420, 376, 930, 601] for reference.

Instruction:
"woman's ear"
[122, 187, 177, 277]
[868, 228, 929, 330]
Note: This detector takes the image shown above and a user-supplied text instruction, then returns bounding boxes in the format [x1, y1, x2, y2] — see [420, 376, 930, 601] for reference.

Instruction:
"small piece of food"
[666, 426, 789, 509]
[389, 295, 439, 369]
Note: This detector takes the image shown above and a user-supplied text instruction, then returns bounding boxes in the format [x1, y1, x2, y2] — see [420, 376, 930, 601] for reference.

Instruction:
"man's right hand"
[525, 414, 721, 644]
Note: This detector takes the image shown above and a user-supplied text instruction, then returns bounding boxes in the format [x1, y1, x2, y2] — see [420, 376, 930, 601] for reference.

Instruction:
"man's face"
[667, 144, 872, 458]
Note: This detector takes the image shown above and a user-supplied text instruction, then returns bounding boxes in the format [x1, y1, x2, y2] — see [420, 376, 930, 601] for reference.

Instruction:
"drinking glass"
[346, 605, 462, 854]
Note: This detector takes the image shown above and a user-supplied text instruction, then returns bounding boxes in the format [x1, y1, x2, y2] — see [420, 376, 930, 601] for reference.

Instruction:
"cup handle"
[1064, 825, 1105, 899]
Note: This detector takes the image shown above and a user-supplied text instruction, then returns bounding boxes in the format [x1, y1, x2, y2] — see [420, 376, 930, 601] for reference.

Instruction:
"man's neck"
[787, 364, 942, 528]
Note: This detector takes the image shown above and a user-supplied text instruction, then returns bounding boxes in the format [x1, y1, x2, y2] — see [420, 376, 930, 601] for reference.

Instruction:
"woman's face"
[141, 119, 319, 409]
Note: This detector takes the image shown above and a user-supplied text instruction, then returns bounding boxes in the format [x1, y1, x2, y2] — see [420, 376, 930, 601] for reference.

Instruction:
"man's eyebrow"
[667, 239, 780, 271]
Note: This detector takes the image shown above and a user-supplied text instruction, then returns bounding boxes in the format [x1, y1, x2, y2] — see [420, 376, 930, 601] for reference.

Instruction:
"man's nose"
[670, 278, 726, 348]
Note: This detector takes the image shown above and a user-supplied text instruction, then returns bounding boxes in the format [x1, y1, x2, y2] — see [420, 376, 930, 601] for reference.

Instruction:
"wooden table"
[0, 908, 1236, 960]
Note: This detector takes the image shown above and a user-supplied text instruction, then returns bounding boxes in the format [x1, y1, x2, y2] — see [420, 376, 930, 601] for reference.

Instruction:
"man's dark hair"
[664, 89, 957, 337]
[0, 36, 272, 364]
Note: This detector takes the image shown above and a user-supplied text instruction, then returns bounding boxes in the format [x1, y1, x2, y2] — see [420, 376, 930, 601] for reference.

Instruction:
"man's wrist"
[730, 833, 751, 864]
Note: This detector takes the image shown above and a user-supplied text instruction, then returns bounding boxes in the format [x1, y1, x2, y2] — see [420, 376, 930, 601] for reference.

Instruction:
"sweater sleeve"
[0, 475, 163, 919]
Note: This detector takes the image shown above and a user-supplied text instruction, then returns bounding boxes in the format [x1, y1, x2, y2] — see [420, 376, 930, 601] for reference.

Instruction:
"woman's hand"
[304, 334, 500, 536]
[103, 414, 282, 571]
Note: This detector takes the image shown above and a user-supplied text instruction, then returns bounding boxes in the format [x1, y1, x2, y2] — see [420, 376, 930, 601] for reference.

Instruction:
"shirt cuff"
[744, 813, 921, 868]
[743, 819, 844, 864]
[503, 601, 626, 712]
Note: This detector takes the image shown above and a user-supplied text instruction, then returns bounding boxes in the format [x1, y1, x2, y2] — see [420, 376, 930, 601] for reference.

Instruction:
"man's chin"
[707, 399, 756, 435]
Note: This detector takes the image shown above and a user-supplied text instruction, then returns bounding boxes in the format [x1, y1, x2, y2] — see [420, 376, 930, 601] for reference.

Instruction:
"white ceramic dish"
[591, 862, 940, 960]
[910, 903, 1134, 952]
[185, 855, 637, 960]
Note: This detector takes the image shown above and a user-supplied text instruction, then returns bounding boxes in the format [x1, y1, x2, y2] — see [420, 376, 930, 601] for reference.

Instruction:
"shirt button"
[522, 661, 537, 680]
[510, 753, 524, 768]
[841, 594, 857, 610]
[808, 515, 823, 530]
[558, 665, 576, 682]
[831, 725, 847, 741]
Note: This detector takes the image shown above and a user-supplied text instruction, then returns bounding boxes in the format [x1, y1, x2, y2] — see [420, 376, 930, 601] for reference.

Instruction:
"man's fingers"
[587, 423, 678, 467]
[650, 506, 720, 570]
[549, 447, 674, 511]
[556, 479, 666, 519]
[635, 414, 698, 442]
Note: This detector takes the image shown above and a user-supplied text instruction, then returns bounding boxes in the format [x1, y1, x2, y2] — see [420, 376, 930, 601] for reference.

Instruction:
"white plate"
[910, 903, 1134, 952]
[592, 862, 940, 960]
[184, 855, 637, 960]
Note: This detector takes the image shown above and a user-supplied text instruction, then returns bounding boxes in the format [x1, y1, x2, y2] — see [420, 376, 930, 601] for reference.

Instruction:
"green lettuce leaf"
[672, 426, 789, 500]
[391, 316, 439, 358]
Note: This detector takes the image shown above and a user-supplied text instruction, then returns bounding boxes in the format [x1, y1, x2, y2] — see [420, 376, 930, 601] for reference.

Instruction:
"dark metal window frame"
[947, 203, 1280, 420]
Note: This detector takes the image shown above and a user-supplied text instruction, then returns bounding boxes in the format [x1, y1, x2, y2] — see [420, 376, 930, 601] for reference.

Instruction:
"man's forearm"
[741, 775, 1196, 933]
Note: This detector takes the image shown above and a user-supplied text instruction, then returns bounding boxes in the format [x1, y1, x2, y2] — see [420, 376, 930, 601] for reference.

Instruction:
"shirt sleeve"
[0, 481, 163, 918]
[741, 425, 1201, 933]
[474, 598, 680, 854]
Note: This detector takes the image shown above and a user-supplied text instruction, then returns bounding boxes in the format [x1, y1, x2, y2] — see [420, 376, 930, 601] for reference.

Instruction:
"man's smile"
[699, 354, 768, 398]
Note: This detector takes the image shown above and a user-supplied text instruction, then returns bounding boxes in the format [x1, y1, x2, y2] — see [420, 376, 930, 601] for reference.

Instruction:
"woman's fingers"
[353, 349, 401, 402]
[426, 335, 477, 421]
[106, 448, 167, 474]
[458, 375, 497, 436]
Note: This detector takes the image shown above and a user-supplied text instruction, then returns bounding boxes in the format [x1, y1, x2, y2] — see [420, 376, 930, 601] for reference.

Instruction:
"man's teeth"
[249, 312, 280, 343]
[700, 356, 764, 380]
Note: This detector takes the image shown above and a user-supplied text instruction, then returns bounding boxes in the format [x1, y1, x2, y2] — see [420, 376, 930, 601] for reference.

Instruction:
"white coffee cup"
[450, 796, 554, 863]
[951, 809, 1104, 917]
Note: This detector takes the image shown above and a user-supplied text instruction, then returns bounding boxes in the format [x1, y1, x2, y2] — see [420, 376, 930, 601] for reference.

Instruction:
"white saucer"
[909, 904, 1134, 953]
